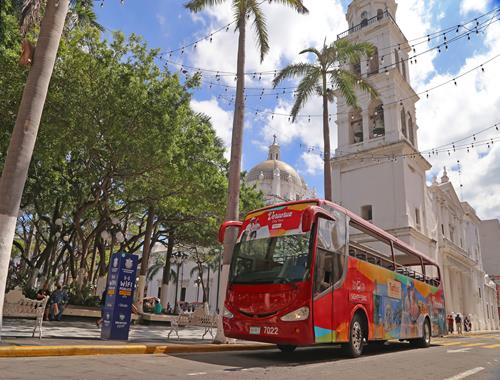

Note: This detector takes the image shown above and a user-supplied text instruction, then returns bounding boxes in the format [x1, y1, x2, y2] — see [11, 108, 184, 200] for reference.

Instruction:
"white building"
[246, 137, 315, 205]
[332, 0, 498, 330]
[479, 219, 500, 322]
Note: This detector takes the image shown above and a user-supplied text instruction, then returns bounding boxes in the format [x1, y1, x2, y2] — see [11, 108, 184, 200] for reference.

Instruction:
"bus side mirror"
[301, 206, 335, 233]
[218, 221, 243, 243]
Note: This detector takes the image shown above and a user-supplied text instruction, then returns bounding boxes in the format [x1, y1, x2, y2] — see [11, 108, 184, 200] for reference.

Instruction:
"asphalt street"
[2, 333, 500, 380]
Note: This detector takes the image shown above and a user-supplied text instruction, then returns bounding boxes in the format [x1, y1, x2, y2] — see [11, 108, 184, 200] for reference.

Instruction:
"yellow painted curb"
[0, 343, 274, 358]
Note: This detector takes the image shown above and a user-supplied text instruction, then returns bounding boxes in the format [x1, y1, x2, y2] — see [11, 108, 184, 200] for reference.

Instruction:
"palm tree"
[0, 0, 70, 341]
[185, 0, 308, 343]
[185, 0, 308, 339]
[273, 38, 378, 201]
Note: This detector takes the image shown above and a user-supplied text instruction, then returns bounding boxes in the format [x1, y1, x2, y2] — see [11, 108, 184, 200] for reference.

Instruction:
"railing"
[337, 10, 396, 39]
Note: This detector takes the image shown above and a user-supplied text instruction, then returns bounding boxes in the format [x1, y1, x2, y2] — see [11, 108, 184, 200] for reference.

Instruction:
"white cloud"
[190, 97, 233, 158]
[460, 0, 490, 16]
[417, 20, 500, 219]
[301, 151, 324, 175]
[156, 14, 166, 26]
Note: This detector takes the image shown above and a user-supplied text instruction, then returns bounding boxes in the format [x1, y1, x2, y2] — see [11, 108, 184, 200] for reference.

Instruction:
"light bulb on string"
[481, 65, 485, 73]
[456, 25, 460, 33]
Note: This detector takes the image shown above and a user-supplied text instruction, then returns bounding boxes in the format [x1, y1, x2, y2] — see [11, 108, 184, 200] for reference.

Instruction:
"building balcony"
[337, 10, 396, 39]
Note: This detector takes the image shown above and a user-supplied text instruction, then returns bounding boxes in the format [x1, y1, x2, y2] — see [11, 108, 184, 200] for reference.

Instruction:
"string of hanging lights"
[161, 8, 499, 79]
[165, 16, 498, 103]
[212, 54, 499, 120]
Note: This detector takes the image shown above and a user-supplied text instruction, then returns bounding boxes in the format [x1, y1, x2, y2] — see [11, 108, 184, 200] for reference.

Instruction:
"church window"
[415, 208, 421, 228]
[394, 49, 400, 74]
[479, 287, 482, 298]
[401, 108, 407, 138]
[370, 102, 384, 138]
[377, 9, 384, 20]
[361, 205, 373, 221]
[441, 224, 445, 235]
[408, 112, 415, 145]
[402, 59, 407, 81]
[368, 47, 379, 75]
[352, 61, 361, 76]
[361, 11, 368, 27]
[350, 109, 363, 144]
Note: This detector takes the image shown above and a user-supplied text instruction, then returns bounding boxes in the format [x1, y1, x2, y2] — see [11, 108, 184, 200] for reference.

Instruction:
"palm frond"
[331, 69, 358, 108]
[146, 263, 163, 282]
[270, 0, 308, 14]
[340, 68, 377, 98]
[248, 0, 269, 62]
[290, 67, 321, 121]
[272, 62, 317, 88]
[335, 39, 375, 65]
[184, 0, 227, 13]
[299, 47, 321, 60]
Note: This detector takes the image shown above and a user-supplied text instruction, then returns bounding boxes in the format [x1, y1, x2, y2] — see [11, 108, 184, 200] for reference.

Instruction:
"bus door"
[313, 217, 346, 343]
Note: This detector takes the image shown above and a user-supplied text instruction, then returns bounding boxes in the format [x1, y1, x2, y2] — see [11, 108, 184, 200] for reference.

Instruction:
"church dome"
[247, 159, 304, 187]
[245, 137, 314, 205]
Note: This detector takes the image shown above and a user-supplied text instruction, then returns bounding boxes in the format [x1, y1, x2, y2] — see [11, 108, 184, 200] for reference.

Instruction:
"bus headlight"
[223, 306, 234, 319]
[280, 306, 309, 321]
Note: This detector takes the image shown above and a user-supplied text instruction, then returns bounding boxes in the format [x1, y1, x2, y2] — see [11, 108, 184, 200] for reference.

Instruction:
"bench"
[3, 289, 49, 339]
[167, 304, 217, 340]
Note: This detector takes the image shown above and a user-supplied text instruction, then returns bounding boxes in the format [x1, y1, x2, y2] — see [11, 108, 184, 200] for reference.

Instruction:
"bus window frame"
[348, 219, 442, 287]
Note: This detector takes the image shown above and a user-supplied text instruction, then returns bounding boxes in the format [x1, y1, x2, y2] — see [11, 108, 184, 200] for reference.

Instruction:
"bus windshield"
[230, 232, 312, 284]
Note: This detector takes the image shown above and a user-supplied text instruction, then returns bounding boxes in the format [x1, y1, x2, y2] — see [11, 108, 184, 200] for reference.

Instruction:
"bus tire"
[277, 344, 296, 353]
[410, 318, 431, 348]
[343, 313, 365, 358]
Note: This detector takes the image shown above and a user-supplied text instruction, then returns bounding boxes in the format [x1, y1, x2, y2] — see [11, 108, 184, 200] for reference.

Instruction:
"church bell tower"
[332, 0, 435, 257]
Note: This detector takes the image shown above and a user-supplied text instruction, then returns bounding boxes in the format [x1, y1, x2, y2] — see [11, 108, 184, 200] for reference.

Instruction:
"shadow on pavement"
[168, 341, 423, 369]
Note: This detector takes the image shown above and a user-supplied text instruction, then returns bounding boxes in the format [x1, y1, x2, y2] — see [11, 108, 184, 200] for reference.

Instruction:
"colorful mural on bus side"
[313, 257, 446, 343]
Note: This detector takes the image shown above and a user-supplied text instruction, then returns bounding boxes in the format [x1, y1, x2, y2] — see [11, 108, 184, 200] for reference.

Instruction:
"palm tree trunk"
[215, 13, 246, 343]
[160, 233, 174, 308]
[0, 0, 69, 340]
[135, 206, 154, 312]
[322, 73, 333, 201]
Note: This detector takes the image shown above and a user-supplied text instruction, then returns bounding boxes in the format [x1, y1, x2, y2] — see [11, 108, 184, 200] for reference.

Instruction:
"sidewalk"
[0, 318, 273, 357]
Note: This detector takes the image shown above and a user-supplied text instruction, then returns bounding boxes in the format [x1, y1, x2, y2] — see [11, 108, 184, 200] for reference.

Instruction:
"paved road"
[2, 333, 500, 380]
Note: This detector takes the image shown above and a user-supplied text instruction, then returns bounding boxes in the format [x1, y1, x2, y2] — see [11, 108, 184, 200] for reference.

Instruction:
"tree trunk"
[0, 0, 69, 340]
[135, 207, 154, 312]
[215, 13, 246, 343]
[322, 72, 333, 201]
[160, 234, 174, 308]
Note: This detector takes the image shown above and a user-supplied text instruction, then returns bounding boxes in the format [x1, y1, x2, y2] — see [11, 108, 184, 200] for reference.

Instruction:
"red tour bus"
[219, 199, 446, 357]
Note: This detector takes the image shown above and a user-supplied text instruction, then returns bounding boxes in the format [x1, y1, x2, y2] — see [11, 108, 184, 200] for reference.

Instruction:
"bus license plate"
[249, 326, 261, 335]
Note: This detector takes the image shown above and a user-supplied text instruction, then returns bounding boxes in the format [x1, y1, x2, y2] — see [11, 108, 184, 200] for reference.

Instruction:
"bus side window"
[314, 218, 345, 295]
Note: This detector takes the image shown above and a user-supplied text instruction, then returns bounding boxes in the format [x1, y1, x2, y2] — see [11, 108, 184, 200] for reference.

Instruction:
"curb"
[0, 343, 275, 358]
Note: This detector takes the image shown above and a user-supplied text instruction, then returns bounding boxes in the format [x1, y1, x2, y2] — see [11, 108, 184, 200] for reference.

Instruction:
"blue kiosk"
[101, 252, 138, 340]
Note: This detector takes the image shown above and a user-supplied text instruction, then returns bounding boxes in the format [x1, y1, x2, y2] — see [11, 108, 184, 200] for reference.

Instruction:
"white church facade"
[332, 0, 499, 330]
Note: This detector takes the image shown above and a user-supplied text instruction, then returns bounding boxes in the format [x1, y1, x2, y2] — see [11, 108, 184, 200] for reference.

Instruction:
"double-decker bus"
[218, 199, 446, 357]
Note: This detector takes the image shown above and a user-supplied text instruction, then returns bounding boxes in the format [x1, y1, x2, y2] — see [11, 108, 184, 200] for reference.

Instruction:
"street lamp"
[170, 251, 188, 314]
[195, 276, 202, 303]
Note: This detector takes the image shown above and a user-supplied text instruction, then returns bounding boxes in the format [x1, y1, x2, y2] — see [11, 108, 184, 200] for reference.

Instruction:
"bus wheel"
[411, 319, 431, 348]
[277, 344, 296, 353]
[343, 313, 365, 358]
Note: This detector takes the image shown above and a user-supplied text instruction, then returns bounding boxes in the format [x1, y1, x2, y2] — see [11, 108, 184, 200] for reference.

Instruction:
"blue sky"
[94, 0, 500, 219]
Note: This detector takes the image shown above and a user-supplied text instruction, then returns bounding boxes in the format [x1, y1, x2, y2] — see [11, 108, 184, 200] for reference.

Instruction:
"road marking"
[447, 348, 471, 353]
[441, 342, 466, 346]
[187, 372, 208, 376]
[461, 342, 485, 347]
[443, 367, 484, 380]
[481, 344, 500, 349]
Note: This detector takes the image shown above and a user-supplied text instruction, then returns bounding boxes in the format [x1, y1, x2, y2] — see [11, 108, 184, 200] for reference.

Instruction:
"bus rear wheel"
[277, 344, 296, 353]
[410, 319, 431, 348]
[343, 313, 365, 358]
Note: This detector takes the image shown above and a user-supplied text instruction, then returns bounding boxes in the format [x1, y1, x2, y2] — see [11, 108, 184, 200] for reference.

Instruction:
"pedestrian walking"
[49, 285, 69, 321]
[447, 314, 454, 334]
[455, 313, 463, 334]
